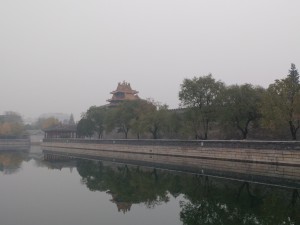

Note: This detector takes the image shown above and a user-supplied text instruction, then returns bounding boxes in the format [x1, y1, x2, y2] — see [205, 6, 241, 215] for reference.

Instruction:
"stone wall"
[42, 139, 300, 166]
[0, 139, 30, 151]
[43, 146, 300, 188]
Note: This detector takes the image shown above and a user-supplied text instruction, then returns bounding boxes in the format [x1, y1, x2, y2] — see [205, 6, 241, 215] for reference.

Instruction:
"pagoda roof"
[107, 81, 140, 104]
[110, 81, 139, 94]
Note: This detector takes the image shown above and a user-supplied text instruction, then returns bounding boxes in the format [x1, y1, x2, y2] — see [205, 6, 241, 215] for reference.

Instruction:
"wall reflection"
[43, 147, 300, 188]
[74, 159, 300, 224]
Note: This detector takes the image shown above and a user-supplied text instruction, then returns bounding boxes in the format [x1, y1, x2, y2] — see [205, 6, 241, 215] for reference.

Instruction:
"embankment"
[42, 139, 300, 166]
[0, 138, 31, 151]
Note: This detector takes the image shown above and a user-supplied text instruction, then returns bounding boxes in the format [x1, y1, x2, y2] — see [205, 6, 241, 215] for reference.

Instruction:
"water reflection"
[1, 148, 299, 225]
[75, 159, 300, 224]
[179, 181, 300, 225]
[43, 147, 300, 188]
[0, 151, 29, 174]
[77, 160, 172, 213]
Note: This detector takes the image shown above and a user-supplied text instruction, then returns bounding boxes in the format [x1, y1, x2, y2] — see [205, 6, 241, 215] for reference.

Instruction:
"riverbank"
[42, 139, 300, 166]
[0, 138, 31, 151]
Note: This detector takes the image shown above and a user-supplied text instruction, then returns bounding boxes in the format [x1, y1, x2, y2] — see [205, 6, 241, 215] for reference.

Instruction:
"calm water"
[0, 146, 299, 225]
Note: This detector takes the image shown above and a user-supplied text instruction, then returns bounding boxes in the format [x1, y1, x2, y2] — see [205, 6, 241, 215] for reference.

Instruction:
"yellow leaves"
[0, 122, 24, 136]
[41, 117, 60, 130]
[0, 122, 12, 135]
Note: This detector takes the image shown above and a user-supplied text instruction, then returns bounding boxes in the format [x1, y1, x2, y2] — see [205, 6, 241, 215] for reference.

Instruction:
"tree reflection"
[180, 179, 300, 225]
[77, 160, 171, 212]
[75, 159, 299, 224]
[0, 152, 28, 174]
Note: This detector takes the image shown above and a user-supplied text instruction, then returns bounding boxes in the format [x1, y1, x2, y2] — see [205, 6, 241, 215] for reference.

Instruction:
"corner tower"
[107, 81, 140, 106]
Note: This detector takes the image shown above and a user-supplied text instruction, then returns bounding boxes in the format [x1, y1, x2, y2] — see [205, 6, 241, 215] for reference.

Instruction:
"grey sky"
[1, 0, 299, 121]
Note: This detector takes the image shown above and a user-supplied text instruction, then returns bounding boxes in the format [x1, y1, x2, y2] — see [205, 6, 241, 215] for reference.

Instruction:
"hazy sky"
[1, 0, 299, 121]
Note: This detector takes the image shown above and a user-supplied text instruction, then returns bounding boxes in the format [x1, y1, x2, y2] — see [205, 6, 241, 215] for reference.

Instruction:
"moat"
[0, 146, 299, 225]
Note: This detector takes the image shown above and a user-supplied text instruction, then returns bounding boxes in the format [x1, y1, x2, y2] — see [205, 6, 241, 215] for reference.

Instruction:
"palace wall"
[42, 139, 300, 166]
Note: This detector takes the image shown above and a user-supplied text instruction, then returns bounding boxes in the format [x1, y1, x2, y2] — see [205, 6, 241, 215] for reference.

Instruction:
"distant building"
[43, 125, 77, 139]
[107, 81, 140, 106]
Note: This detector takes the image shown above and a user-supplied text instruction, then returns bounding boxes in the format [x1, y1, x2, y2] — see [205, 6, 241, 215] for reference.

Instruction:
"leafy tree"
[162, 109, 183, 139]
[181, 107, 203, 139]
[106, 100, 155, 139]
[179, 74, 225, 139]
[0, 112, 25, 136]
[106, 105, 128, 139]
[34, 117, 61, 130]
[85, 106, 107, 139]
[141, 103, 169, 139]
[76, 118, 94, 138]
[130, 100, 156, 139]
[261, 64, 300, 140]
[220, 84, 265, 139]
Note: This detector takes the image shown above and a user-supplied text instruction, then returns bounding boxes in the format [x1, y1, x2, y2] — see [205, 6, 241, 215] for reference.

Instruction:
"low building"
[43, 125, 77, 139]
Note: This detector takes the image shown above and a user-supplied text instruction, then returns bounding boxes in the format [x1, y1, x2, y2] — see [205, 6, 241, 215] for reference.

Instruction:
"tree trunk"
[150, 126, 158, 139]
[203, 118, 209, 140]
[152, 130, 158, 139]
[236, 118, 252, 140]
[237, 126, 247, 140]
[289, 121, 299, 140]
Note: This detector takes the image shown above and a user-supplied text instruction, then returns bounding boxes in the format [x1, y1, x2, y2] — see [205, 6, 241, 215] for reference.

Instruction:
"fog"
[0, 0, 299, 121]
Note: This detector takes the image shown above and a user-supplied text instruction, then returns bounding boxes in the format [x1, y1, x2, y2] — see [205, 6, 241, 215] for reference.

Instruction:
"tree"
[76, 118, 94, 138]
[220, 84, 265, 139]
[0, 112, 25, 136]
[141, 103, 169, 139]
[106, 100, 155, 139]
[34, 117, 61, 130]
[179, 74, 225, 139]
[85, 106, 107, 139]
[181, 107, 203, 139]
[130, 100, 156, 139]
[162, 109, 183, 139]
[261, 64, 300, 140]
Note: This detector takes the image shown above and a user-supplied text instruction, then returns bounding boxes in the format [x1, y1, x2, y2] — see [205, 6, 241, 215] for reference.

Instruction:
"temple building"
[107, 81, 140, 106]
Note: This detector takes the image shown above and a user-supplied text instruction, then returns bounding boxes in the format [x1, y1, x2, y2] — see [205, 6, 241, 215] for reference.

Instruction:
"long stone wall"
[43, 147, 300, 188]
[42, 139, 300, 166]
[0, 139, 31, 151]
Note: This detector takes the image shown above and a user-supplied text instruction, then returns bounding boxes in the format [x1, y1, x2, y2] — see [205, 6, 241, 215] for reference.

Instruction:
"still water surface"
[0, 146, 299, 225]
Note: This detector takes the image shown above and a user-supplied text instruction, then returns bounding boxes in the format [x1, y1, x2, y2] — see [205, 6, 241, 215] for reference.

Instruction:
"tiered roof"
[107, 81, 139, 105]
